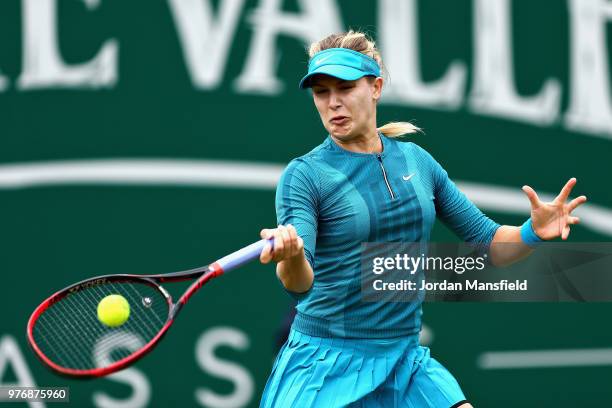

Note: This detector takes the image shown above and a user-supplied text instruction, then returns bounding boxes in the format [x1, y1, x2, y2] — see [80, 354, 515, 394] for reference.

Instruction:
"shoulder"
[278, 143, 330, 194]
[387, 138, 438, 164]
[281, 139, 330, 180]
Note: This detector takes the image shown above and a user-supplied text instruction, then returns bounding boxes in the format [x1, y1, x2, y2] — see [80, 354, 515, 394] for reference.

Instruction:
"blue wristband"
[520, 218, 543, 247]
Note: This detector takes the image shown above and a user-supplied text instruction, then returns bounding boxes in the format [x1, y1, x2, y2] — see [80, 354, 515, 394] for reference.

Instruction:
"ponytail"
[378, 122, 421, 138]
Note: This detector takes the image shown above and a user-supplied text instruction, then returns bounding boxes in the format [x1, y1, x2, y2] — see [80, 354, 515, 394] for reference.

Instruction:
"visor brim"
[299, 65, 368, 89]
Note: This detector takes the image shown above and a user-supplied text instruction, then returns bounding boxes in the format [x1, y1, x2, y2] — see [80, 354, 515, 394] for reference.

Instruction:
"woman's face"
[310, 75, 383, 141]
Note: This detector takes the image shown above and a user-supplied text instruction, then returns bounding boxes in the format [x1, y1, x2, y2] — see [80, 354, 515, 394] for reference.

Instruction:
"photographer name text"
[373, 279, 528, 291]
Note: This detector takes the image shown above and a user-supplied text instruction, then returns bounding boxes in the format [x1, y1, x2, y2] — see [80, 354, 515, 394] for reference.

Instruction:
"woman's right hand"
[259, 224, 304, 264]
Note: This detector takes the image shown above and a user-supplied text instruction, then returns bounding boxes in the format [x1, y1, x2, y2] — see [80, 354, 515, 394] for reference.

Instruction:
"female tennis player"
[258, 31, 587, 407]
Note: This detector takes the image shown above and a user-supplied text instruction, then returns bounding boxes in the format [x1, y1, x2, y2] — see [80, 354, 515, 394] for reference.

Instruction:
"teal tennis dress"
[261, 134, 500, 407]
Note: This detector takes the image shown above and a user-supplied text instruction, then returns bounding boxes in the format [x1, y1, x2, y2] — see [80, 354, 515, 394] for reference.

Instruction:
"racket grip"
[215, 238, 275, 273]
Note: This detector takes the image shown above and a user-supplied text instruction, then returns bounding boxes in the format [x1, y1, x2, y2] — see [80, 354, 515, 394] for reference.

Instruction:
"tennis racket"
[27, 238, 274, 378]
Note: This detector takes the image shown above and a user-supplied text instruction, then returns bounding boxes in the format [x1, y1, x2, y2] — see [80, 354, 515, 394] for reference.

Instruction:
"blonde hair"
[307, 31, 421, 138]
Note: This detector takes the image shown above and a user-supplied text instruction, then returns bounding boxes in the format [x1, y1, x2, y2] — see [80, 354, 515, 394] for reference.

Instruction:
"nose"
[328, 90, 341, 110]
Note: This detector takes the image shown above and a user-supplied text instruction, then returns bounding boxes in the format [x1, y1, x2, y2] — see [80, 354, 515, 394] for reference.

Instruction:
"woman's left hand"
[522, 178, 587, 241]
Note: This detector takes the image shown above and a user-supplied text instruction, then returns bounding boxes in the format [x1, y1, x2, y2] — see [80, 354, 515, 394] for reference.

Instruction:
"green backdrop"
[1, 0, 611, 407]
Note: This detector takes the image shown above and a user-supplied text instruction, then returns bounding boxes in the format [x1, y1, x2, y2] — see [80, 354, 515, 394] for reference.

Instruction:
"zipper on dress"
[376, 154, 396, 199]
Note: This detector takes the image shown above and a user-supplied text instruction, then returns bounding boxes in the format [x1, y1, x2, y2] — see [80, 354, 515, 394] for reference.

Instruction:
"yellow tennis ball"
[97, 294, 130, 327]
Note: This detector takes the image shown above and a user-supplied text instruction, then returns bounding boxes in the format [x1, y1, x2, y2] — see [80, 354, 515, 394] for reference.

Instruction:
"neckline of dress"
[326, 132, 389, 158]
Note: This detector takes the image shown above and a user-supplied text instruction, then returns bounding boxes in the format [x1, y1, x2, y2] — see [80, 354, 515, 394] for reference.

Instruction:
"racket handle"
[215, 238, 275, 273]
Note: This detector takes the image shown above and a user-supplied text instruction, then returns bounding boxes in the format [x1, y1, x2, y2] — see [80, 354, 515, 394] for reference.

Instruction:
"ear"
[372, 77, 384, 101]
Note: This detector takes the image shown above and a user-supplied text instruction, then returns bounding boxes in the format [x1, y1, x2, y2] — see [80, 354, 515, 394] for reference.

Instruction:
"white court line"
[478, 348, 612, 369]
[0, 159, 610, 236]
[0, 159, 283, 189]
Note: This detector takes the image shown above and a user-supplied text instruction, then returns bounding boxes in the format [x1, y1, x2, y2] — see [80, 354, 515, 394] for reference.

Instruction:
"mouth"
[330, 116, 349, 125]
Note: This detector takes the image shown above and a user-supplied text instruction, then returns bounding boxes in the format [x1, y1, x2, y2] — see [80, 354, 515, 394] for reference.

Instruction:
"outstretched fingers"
[567, 195, 587, 212]
[522, 185, 541, 209]
[562, 224, 571, 240]
[555, 178, 577, 204]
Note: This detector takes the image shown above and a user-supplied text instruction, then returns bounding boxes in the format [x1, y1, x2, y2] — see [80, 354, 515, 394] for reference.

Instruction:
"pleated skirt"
[260, 329, 468, 408]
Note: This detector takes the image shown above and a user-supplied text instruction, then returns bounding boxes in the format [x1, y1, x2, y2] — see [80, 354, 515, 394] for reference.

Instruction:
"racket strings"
[36, 297, 97, 368]
[63, 283, 147, 365]
[124, 282, 165, 328]
[88, 283, 161, 361]
[35, 289, 105, 369]
[32, 280, 169, 371]
[37, 311, 84, 370]
[51, 298, 95, 367]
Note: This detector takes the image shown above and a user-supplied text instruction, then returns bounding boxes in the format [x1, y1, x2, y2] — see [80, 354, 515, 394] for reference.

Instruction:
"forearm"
[276, 250, 314, 293]
[489, 225, 534, 267]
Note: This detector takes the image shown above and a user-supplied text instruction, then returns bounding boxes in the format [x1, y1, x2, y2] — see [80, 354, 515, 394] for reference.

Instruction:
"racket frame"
[27, 264, 223, 378]
[27, 237, 272, 378]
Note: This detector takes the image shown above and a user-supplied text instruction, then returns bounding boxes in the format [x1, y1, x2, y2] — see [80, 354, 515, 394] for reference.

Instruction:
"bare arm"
[489, 226, 533, 267]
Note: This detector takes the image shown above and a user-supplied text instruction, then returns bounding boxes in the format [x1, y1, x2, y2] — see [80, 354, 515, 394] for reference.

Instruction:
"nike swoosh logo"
[402, 173, 415, 181]
[315, 55, 332, 65]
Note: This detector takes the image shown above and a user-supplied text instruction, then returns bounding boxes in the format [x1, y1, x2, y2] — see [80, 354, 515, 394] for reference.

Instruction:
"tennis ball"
[97, 294, 130, 327]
